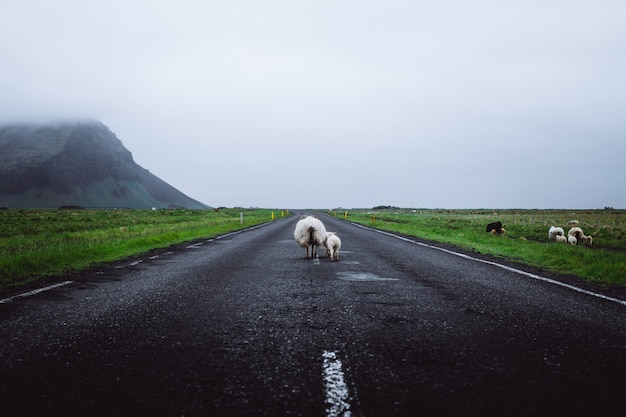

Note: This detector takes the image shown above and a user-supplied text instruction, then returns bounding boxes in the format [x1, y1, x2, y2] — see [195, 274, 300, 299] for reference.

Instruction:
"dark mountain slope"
[0, 121, 210, 209]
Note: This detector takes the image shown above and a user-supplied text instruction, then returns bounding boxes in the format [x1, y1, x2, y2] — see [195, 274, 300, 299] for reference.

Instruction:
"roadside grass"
[339, 209, 626, 287]
[0, 208, 290, 295]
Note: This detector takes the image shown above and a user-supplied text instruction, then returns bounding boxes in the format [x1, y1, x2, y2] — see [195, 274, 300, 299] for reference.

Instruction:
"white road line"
[351, 223, 626, 306]
[0, 281, 74, 304]
[322, 350, 352, 417]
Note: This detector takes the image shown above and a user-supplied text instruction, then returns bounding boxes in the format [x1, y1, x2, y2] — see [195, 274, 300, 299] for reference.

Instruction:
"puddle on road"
[337, 271, 399, 282]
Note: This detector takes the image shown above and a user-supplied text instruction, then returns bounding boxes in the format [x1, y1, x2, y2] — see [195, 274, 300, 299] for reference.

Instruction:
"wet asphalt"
[1, 212, 626, 416]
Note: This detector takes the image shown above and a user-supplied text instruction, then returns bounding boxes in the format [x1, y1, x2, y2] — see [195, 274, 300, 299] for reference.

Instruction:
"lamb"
[324, 232, 341, 262]
[294, 215, 327, 258]
[548, 226, 565, 242]
[568, 235, 577, 245]
[568, 226, 593, 246]
[486, 221, 505, 235]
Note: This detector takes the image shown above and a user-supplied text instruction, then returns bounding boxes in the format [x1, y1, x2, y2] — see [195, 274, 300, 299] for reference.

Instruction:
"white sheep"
[556, 235, 568, 243]
[324, 232, 341, 262]
[568, 235, 578, 245]
[548, 226, 565, 241]
[294, 215, 327, 258]
[568, 226, 593, 246]
[567, 220, 580, 228]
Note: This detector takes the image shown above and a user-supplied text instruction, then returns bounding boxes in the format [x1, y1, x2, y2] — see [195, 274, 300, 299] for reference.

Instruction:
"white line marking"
[322, 350, 352, 417]
[0, 281, 74, 304]
[351, 223, 626, 306]
[215, 222, 273, 240]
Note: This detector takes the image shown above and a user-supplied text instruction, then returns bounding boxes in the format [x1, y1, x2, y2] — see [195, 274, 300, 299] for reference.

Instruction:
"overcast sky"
[1, 1, 625, 209]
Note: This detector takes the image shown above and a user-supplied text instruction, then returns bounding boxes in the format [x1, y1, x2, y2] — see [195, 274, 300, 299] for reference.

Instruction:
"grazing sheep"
[294, 215, 327, 258]
[567, 220, 580, 228]
[556, 235, 568, 243]
[324, 232, 341, 262]
[548, 226, 565, 241]
[568, 226, 593, 246]
[486, 221, 505, 235]
[568, 235, 578, 245]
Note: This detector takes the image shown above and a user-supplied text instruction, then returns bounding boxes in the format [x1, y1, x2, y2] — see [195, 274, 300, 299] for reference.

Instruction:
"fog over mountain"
[0, 120, 210, 209]
[2, 2, 625, 209]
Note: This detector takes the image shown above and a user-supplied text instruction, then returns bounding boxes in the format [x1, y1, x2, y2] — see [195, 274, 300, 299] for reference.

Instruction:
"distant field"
[0, 208, 289, 295]
[338, 209, 626, 287]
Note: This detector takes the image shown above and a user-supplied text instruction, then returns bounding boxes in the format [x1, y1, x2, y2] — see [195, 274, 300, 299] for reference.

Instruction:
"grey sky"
[1, 1, 625, 209]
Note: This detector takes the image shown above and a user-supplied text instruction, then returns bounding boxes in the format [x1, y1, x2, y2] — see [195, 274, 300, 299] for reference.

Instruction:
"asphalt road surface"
[1, 213, 626, 417]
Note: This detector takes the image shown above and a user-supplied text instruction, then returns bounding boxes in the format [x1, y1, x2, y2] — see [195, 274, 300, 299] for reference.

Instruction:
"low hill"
[0, 120, 210, 209]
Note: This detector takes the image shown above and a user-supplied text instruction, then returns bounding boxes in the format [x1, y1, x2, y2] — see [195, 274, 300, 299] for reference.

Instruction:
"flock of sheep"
[486, 218, 593, 246]
[294, 215, 341, 261]
[548, 220, 593, 246]
[488, 219, 593, 246]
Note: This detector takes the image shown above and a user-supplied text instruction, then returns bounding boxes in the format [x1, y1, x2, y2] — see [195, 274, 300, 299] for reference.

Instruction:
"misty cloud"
[1, 0, 625, 208]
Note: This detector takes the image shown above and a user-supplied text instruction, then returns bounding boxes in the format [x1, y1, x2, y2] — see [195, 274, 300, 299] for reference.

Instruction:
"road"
[1, 213, 626, 416]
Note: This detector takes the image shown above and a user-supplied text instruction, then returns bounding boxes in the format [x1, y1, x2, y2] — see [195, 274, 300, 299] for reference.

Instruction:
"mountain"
[0, 120, 210, 209]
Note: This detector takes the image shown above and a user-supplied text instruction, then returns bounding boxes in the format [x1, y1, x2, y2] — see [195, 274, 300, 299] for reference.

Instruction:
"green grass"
[4, 207, 625, 295]
[0, 208, 291, 295]
[337, 209, 626, 287]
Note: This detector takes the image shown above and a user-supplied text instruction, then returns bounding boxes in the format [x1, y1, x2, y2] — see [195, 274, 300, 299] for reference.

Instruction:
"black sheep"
[486, 221, 503, 234]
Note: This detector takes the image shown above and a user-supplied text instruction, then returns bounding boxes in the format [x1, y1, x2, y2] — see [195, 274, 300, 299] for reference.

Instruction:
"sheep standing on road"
[324, 232, 341, 262]
[294, 215, 327, 258]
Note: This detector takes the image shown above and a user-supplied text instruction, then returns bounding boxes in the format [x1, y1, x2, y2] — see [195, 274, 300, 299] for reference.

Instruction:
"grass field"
[2, 207, 625, 296]
[337, 209, 626, 287]
[0, 208, 289, 295]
